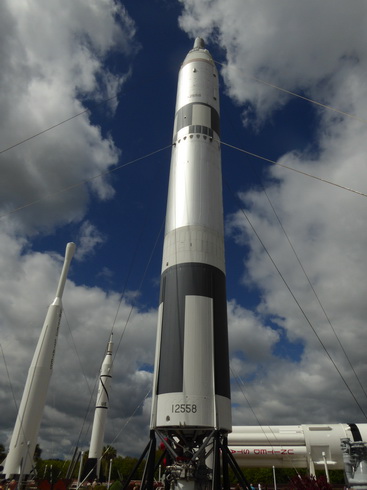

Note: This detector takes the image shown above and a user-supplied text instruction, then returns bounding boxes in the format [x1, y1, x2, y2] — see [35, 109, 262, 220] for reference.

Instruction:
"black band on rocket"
[156, 262, 230, 399]
[349, 423, 362, 441]
[174, 102, 220, 136]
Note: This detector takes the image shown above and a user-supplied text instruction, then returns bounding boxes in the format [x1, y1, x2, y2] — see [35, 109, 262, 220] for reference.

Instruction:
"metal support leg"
[122, 439, 151, 490]
[212, 431, 221, 490]
[221, 435, 230, 490]
[141, 431, 157, 490]
[221, 442, 250, 490]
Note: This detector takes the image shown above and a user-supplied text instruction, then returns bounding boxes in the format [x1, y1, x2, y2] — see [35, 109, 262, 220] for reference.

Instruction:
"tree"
[286, 475, 333, 489]
[34, 444, 43, 462]
[100, 446, 117, 480]
[0, 443, 6, 462]
[111, 456, 145, 481]
[36, 459, 71, 482]
[102, 446, 117, 461]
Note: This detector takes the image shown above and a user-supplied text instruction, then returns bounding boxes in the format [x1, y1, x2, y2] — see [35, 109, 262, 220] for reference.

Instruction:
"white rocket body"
[2, 242, 75, 479]
[85, 336, 113, 480]
[146, 38, 367, 489]
[229, 424, 367, 473]
[150, 38, 231, 434]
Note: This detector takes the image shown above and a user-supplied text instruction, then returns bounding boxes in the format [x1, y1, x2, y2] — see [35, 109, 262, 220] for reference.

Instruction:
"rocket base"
[122, 430, 250, 490]
[82, 458, 98, 482]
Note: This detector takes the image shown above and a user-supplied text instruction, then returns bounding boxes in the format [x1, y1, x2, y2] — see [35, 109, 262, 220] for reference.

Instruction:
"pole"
[107, 459, 112, 489]
[322, 452, 330, 483]
[272, 466, 277, 490]
[77, 451, 84, 488]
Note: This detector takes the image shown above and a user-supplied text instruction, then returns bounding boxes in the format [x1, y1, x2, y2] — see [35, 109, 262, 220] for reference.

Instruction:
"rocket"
[149, 38, 233, 489]
[229, 424, 367, 472]
[83, 335, 113, 481]
[1, 242, 75, 480]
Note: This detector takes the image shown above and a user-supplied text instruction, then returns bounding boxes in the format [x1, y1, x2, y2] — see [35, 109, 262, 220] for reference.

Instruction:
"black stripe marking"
[349, 423, 362, 441]
[156, 262, 230, 399]
[174, 102, 220, 137]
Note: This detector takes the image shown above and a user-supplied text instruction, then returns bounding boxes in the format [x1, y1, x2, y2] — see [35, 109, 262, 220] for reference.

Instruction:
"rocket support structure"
[1, 242, 75, 480]
[140, 38, 244, 490]
[83, 335, 113, 481]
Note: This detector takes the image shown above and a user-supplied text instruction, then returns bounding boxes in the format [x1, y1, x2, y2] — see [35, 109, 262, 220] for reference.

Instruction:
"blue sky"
[1, 0, 367, 461]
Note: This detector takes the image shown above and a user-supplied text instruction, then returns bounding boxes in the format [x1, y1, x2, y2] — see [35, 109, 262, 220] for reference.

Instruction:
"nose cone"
[193, 37, 205, 49]
[183, 37, 213, 68]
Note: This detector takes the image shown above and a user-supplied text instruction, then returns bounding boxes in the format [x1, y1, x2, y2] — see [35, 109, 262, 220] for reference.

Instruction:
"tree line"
[1, 443, 345, 487]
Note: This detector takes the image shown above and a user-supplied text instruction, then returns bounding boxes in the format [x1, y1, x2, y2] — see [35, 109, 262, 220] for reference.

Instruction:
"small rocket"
[149, 38, 232, 489]
[2, 242, 75, 480]
[83, 335, 113, 481]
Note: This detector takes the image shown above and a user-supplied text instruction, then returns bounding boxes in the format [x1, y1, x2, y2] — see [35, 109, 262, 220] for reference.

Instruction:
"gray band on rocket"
[173, 102, 220, 142]
[349, 423, 363, 441]
[156, 262, 230, 399]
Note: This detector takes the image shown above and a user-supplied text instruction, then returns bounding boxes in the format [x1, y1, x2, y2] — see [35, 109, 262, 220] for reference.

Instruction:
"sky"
[1, 0, 367, 463]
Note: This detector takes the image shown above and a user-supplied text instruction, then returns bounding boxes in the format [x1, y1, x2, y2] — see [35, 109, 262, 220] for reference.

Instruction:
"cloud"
[179, 0, 367, 428]
[179, 0, 367, 125]
[0, 0, 153, 462]
[74, 221, 106, 261]
[0, 231, 157, 460]
[0, 0, 137, 234]
[3, 0, 367, 466]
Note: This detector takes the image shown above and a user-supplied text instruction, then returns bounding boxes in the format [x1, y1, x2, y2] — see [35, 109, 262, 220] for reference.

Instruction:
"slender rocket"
[83, 335, 113, 481]
[149, 38, 233, 489]
[2, 242, 75, 480]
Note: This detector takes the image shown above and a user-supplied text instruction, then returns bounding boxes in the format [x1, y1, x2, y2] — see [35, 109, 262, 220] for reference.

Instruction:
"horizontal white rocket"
[229, 423, 367, 473]
[2, 242, 75, 480]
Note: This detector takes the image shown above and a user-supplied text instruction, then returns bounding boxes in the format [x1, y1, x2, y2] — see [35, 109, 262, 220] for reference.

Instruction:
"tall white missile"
[2, 242, 76, 480]
[149, 38, 234, 489]
[83, 335, 113, 481]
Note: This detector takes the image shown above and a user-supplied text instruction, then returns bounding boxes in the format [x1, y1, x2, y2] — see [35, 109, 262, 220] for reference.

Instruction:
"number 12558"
[172, 403, 197, 413]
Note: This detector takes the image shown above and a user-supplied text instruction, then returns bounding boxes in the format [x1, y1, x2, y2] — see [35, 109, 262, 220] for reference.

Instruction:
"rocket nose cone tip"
[194, 37, 205, 50]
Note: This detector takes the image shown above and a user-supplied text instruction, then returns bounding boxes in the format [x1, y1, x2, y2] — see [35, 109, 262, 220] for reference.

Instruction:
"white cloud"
[0, 0, 154, 462]
[74, 221, 106, 261]
[179, 0, 367, 125]
[3, 0, 367, 467]
[179, 0, 367, 428]
[0, 232, 157, 460]
[0, 0, 137, 234]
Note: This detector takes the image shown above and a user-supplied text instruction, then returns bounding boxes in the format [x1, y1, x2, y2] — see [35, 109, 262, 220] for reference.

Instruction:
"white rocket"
[229, 423, 367, 473]
[2, 242, 75, 480]
[83, 335, 113, 481]
[149, 38, 232, 489]
[144, 37, 367, 490]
